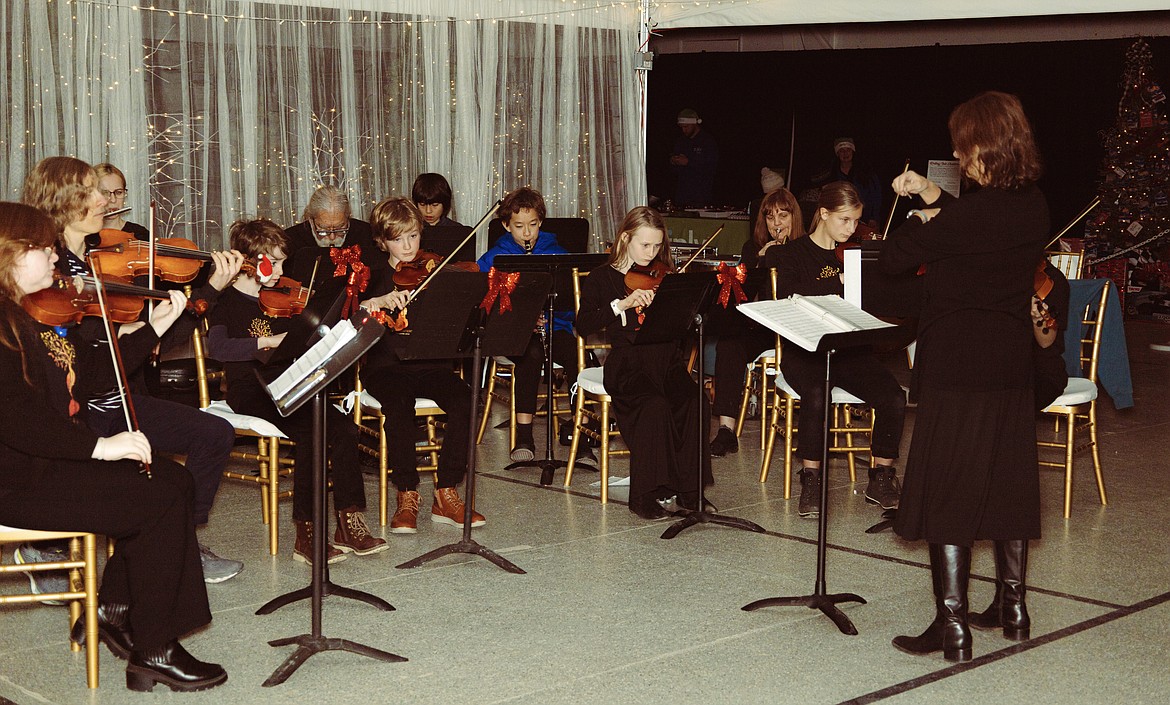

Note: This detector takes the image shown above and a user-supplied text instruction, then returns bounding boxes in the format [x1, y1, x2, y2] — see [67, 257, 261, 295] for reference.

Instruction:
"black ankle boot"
[126, 640, 227, 692]
[70, 601, 134, 660]
[970, 539, 1030, 641]
[892, 543, 973, 662]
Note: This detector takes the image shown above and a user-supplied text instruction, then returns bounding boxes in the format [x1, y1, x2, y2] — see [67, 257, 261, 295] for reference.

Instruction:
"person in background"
[284, 184, 384, 286]
[94, 163, 149, 239]
[412, 173, 463, 228]
[669, 108, 719, 208]
[811, 137, 883, 229]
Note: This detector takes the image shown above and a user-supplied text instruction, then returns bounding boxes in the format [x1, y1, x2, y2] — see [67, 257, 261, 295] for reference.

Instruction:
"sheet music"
[266, 318, 357, 401]
[737, 295, 893, 352]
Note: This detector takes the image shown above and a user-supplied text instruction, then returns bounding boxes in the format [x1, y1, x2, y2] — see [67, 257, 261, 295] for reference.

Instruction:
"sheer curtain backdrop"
[0, 0, 645, 252]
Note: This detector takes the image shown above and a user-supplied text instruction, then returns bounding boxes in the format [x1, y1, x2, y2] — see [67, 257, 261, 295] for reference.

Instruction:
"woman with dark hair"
[411, 173, 461, 227]
[575, 206, 711, 519]
[708, 188, 804, 456]
[0, 201, 225, 692]
[763, 181, 907, 518]
[882, 91, 1048, 662]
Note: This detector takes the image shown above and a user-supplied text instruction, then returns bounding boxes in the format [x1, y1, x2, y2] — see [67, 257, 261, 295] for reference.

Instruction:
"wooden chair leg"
[1089, 403, 1107, 506]
[82, 534, 99, 688]
[599, 399, 611, 505]
[759, 389, 779, 483]
[476, 360, 498, 444]
[267, 438, 280, 556]
[564, 391, 587, 488]
[1063, 410, 1075, 519]
[783, 397, 796, 500]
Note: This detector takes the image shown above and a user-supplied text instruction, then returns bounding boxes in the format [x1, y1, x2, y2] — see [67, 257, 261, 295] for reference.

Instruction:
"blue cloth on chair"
[1064, 278, 1133, 409]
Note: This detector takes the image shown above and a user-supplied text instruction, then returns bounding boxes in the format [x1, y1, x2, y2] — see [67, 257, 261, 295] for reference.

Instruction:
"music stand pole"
[742, 347, 866, 635]
[661, 310, 767, 539]
[261, 391, 406, 686]
[397, 312, 526, 574]
[504, 290, 569, 485]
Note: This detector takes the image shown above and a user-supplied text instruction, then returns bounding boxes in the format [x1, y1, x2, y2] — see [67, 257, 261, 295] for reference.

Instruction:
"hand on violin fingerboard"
[361, 290, 410, 313]
[147, 290, 189, 338]
[621, 288, 655, 311]
[207, 249, 248, 291]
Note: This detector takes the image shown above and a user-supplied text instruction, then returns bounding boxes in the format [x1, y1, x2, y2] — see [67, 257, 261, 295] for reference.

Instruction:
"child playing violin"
[476, 186, 579, 461]
[0, 201, 226, 692]
[574, 206, 711, 519]
[207, 217, 387, 563]
[358, 197, 484, 533]
[19, 156, 245, 585]
[763, 181, 907, 518]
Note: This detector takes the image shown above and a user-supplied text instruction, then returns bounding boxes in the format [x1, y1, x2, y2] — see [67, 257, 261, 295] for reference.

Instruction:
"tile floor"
[2, 322, 1169, 704]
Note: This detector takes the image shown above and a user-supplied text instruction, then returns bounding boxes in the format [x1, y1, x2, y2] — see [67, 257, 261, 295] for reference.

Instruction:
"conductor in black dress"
[575, 206, 712, 519]
[881, 91, 1049, 662]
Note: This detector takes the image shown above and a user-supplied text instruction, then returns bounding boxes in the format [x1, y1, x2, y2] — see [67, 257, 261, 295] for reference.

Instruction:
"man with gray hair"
[285, 185, 384, 284]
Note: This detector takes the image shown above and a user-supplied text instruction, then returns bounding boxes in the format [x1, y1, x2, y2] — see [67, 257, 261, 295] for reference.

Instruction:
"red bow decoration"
[716, 262, 748, 308]
[330, 245, 369, 317]
[479, 267, 520, 314]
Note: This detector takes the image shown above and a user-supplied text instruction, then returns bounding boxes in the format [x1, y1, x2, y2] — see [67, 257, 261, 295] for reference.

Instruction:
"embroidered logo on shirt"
[818, 265, 840, 281]
[39, 329, 80, 416]
[248, 317, 273, 339]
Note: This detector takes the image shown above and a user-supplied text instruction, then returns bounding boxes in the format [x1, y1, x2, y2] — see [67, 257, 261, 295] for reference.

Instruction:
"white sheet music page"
[266, 318, 358, 401]
[737, 295, 893, 352]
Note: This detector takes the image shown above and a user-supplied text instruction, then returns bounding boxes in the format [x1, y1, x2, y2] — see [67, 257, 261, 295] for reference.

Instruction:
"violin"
[391, 251, 478, 291]
[22, 273, 208, 327]
[86, 228, 262, 284]
[623, 259, 673, 294]
[258, 277, 311, 318]
[1033, 261, 1058, 333]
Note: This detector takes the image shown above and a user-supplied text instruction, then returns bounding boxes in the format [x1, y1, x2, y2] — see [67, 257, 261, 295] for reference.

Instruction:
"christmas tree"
[1085, 39, 1170, 318]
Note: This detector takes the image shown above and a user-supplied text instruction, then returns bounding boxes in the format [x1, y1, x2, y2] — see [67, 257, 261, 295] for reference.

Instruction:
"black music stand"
[742, 320, 913, 635]
[255, 313, 405, 686]
[424, 225, 477, 262]
[633, 272, 768, 540]
[395, 271, 550, 574]
[494, 253, 609, 485]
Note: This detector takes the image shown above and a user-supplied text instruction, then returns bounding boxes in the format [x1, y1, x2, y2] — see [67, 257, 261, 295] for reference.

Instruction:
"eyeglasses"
[100, 189, 128, 199]
[311, 220, 350, 237]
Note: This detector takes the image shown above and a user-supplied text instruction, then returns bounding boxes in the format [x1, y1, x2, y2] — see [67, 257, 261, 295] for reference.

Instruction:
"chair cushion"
[1044, 376, 1098, 410]
[577, 366, 608, 396]
[338, 390, 441, 414]
[204, 400, 288, 438]
[774, 371, 865, 405]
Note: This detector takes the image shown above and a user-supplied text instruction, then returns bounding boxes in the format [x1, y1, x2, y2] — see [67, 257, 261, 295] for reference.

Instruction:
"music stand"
[633, 272, 768, 540]
[424, 225, 477, 262]
[255, 313, 406, 686]
[395, 271, 550, 574]
[742, 321, 913, 635]
[494, 253, 609, 485]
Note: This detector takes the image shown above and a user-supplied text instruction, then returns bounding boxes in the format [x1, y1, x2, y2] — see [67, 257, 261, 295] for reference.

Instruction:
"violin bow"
[1046, 196, 1101, 249]
[146, 200, 157, 317]
[88, 255, 151, 479]
[678, 225, 725, 272]
[881, 159, 912, 240]
[400, 198, 502, 308]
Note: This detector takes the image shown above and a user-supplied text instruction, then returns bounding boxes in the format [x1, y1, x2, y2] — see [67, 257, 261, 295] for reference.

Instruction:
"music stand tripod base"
[741, 593, 867, 636]
[263, 635, 407, 687]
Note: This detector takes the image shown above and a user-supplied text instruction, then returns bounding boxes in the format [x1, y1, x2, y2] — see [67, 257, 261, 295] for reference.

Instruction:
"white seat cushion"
[338, 390, 440, 414]
[1043, 377, 1098, 410]
[204, 400, 288, 438]
[576, 366, 608, 396]
[774, 371, 865, 405]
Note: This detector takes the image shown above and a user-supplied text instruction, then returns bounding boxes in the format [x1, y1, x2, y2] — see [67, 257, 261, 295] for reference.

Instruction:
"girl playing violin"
[20, 156, 245, 584]
[709, 187, 805, 457]
[575, 206, 711, 519]
[763, 181, 907, 518]
[207, 217, 387, 563]
[359, 197, 484, 533]
[0, 201, 226, 692]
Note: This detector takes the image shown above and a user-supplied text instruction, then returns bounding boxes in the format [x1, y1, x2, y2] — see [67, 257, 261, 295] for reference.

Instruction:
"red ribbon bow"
[330, 245, 369, 317]
[716, 262, 748, 308]
[479, 267, 520, 314]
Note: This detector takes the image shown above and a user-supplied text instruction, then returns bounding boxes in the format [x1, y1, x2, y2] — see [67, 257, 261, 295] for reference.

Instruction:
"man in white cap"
[669, 108, 719, 207]
[816, 136, 882, 227]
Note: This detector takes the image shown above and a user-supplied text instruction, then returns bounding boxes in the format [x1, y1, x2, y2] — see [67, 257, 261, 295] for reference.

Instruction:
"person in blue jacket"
[477, 187, 578, 461]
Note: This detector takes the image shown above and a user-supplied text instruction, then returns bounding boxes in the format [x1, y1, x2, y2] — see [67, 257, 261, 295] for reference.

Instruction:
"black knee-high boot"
[969, 539, 1030, 641]
[893, 543, 973, 662]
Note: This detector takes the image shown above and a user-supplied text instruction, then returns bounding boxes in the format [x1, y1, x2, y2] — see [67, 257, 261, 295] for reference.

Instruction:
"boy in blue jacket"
[478, 187, 579, 461]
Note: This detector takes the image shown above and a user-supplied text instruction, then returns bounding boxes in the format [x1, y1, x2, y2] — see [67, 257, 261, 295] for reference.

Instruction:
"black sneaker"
[14, 542, 70, 605]
[865, 467, 901, 510]
[709, 426, 738, 457]
[798, 468, 821, 519]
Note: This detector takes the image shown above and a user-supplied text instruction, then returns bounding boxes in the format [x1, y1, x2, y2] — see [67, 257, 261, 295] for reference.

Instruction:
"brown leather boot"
[431, 486, 485, 527]
[390, 490, 421, 534]
[334, 507, 389, 556]
[292, 520, 346, 565]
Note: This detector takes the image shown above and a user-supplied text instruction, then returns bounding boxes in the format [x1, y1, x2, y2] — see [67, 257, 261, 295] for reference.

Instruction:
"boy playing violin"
[359, 197, 484, 534]
[207, 217, 386, 563]
[476, 186, 579, 461]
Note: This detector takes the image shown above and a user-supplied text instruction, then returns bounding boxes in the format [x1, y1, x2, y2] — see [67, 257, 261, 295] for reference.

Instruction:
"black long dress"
[575, 265, 712, 512]
[881, 186, 1049, 545]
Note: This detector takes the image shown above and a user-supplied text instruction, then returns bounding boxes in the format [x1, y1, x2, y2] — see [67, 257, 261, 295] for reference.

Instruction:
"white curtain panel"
[1, 0, 645, 252]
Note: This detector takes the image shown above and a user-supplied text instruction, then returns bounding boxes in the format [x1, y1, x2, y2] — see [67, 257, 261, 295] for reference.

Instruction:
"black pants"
[0, 456, 210, 650]
[86, 393, 234, 526]
[780, 348, 906, 462]
[227, 382, 367, 521]
[711, 325, 776, 419]
[508, 330, 578, 415]
[362, 362, 471, 491]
